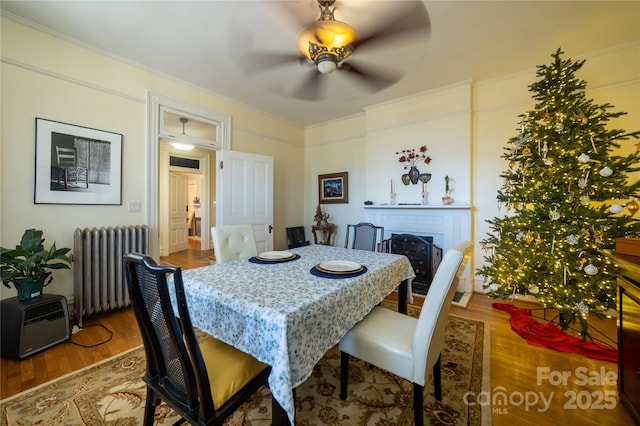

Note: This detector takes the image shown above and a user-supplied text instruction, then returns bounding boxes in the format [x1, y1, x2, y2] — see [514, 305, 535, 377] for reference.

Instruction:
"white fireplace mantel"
[363, 203, 473, 306]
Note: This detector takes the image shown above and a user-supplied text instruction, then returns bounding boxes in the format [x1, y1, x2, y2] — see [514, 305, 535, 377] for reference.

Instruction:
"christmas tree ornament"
[577, 170, 590, 189]
[578, 251, 587, 269]
[578, 153, 590, 163]
[579, 195, 590, 205]
[590, 135, 598, 153]
[575, 302, 589, 314]
[599, 166, 612, 177]
[522, 147, 532, 157]
[566, 234, 579, 245]
[528, 284, 539, 294]
[592, 228, 603, 245]
[554, 122, 564, 133]
[609, 204, 623, 214]
[525, 231, 534, 244]
[577, 113, 588, 124]
[549, 205, 560, 220]
[579, 258, 586, 270]
[584, 264, 598, 275]
[626, 199, 639, 216]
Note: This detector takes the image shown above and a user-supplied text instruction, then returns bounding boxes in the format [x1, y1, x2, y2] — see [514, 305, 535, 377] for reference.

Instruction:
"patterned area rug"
[0, 307, 489, 425]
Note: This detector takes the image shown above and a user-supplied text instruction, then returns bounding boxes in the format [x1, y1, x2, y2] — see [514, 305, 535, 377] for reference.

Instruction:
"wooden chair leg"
[413, 383, 424, 426]
[433, 354, 442, 401]
[340, 351, 349, 400]
[143, 387, 159, 426]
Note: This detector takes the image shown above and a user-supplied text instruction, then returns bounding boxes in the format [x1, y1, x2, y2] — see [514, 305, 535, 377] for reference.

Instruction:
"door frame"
[159, 143, 211, 256]
[147, 92, 231, 259]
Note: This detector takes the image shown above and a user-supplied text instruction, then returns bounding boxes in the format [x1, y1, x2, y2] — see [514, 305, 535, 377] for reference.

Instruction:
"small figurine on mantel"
[313, 204, 332, 226]
[442, 175, 454, 205]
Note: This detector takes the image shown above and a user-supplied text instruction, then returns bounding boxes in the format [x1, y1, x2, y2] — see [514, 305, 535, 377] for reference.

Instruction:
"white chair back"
[211, 224, 258, 263]
[412, 241, 472, 385]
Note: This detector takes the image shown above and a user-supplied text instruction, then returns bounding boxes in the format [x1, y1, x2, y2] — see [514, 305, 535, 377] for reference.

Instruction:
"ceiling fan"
[242, 0, 431, 100]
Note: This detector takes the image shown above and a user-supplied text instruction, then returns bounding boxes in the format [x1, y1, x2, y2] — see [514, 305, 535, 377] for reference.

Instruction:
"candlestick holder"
[421, 191, 428, 205]
[390, 192, 397, 205]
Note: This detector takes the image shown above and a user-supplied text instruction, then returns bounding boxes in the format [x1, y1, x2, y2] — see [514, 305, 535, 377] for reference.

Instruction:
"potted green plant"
[1, 229, 72, 300]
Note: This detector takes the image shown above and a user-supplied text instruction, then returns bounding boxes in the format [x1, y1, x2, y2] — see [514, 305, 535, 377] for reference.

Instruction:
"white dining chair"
[210, 224, 258, 263]
[338, 241, 473, 426]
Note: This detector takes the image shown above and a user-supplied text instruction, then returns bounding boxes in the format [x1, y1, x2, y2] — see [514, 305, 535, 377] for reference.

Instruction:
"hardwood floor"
[1, 248, 635, 425]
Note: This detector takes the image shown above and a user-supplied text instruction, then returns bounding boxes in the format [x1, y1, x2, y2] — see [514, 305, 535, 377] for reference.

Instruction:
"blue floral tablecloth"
[177, 244, 415, 424]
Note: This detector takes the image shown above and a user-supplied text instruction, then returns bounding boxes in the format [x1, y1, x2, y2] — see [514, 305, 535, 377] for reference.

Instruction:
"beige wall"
[2, 16, 638, 301]
[0, 17, 305, 300]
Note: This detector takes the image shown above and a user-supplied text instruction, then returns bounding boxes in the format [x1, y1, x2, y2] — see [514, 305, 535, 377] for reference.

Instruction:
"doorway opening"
[146, 93, 231, 259]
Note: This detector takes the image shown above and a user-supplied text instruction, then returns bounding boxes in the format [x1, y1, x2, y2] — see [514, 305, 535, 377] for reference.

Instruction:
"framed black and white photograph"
[318, 172, 349, 204]
[34, 118, 122, 205]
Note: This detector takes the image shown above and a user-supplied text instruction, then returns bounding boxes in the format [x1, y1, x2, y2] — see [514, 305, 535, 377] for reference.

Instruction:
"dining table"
[176, 244, 415, 425]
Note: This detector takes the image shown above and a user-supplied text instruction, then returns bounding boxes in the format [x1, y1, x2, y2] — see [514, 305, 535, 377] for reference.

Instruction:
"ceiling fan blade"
[241, 51, 307, 74]
[292, 70, 327, 101]
[351, 1, 431, 51]
[338, 61, 401, 92]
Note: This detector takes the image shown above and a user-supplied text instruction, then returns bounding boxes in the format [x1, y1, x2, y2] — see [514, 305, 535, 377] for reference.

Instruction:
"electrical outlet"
[128, 202, 142, 212]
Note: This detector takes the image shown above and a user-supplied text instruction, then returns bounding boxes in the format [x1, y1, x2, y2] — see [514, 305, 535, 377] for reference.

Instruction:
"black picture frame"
[318, 172, 349, 204]
[34, 118, 122, 205]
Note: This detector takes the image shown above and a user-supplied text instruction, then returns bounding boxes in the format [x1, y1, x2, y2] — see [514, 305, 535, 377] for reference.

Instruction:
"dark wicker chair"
[344, 222, 384, 251]
[123, 253, 282, 425]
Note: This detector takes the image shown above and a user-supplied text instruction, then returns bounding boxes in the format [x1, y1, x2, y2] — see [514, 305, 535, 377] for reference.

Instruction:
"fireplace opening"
[383, 234, 443, 295]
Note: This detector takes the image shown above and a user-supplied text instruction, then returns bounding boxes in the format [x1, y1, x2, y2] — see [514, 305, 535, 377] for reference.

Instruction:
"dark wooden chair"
[344, 222, 384, 251]
[123, 253, 283, 425]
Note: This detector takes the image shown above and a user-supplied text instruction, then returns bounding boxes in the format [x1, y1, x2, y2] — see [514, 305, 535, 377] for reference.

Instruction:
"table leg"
[398, 279, 408, 314]
[272, 400, 290, 425]
[272, 388, 295, 425]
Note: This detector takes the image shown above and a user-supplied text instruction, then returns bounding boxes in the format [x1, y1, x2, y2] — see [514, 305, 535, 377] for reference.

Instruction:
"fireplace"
[364, 204, 472, 306]
[384, 234, 442, 295]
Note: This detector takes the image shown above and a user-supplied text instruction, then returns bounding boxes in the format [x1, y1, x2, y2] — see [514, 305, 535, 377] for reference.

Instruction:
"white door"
[217, 150, 274, 253]
[168, 172, 189, 254]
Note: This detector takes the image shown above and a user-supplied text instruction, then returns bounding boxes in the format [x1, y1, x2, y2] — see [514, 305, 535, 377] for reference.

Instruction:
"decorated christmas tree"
[479, 49, 640, 339]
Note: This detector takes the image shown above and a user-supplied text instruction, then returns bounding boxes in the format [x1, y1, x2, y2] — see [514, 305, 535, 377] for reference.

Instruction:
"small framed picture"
[34, 118, 122, 205]
[318, 172, 349, 204]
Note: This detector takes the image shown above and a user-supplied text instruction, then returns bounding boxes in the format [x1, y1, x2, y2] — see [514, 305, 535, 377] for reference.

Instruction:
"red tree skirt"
[493, 303, 617, 362]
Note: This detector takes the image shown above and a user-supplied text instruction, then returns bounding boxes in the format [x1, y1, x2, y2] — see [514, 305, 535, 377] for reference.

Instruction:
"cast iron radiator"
[73, 225, 149, 326]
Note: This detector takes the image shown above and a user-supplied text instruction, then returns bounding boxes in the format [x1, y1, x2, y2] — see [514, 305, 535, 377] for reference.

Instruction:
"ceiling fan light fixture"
[315, 54, 338, 74]
[296, 0, 356, 73]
